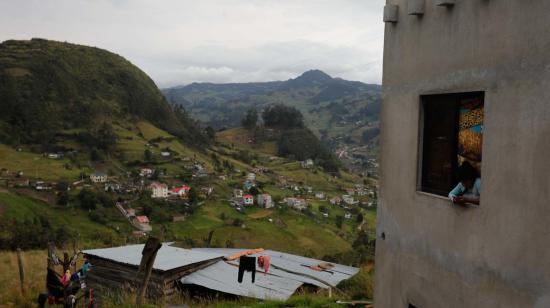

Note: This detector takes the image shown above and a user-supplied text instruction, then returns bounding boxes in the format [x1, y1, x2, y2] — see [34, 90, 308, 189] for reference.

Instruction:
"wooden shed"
[83, 244, 223, 298]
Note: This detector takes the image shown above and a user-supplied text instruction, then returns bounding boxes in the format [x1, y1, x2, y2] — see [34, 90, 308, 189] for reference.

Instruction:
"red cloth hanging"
[257, 255, 271, 274]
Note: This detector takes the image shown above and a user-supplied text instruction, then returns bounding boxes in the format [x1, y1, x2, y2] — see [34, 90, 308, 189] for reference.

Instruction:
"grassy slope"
[0, 144, 89, 181]
[0, 191, 128, 247]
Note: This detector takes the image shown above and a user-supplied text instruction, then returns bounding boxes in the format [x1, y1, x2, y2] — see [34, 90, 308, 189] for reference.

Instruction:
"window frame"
[416, 91, 485, 198]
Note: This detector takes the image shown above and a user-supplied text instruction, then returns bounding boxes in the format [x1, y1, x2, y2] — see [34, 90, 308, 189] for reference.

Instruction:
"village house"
[160, 151, 171, 157]
[257, 193, 273, 208]
[286, 198, 307, 210]
[342, 194, 357, 206]
[34, 181, 51, 191]
[135, 215, 149, 224]
[243, 194, 254, 206]
[375, 2, 550, 307]
[126, 208, 136, 217]
[90, 171, 107, 183]
[47, 153, 62, 159]
[233, 189, 243, 198]
[243, 182, 255, 191]
[344, 213, 352, 220]
[246, 173, 256, 182]
[104, 182, 121, 192]
[170, 185, 190, 198]
[150, 182, 168, 199]
[200, 186, 213, 196]
[139, 167, 153, 177]
[315, 192, 326, 199]
[345, 188, 356, 196]
[330, 196, 342, 206]
[300, 159, 314, 169]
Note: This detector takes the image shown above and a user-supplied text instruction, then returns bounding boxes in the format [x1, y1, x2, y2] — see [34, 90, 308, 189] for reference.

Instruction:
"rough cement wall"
[375, 1, 550, 307]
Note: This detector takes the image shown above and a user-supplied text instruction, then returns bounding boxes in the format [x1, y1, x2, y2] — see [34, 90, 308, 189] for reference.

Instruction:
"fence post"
[16, 248, 25, 295]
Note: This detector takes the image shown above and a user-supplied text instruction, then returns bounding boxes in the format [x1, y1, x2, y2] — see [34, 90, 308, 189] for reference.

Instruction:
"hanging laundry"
[238, 256, 256, 283]
[59, 269, 71, 286]
[225, 248, 264, 261]
[257, 255, 271, 274]
[80, 261, 92, 277]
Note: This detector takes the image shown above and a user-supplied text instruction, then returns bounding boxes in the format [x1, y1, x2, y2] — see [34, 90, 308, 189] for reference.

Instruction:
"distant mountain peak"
[294, 69, 333, 83]
[280, 69, 333, 90]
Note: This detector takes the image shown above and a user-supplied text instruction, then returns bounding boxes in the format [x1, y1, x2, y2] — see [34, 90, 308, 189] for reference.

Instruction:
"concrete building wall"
[375, 1, 550, 307]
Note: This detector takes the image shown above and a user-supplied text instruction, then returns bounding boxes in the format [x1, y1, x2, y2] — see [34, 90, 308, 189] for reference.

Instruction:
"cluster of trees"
[262, 104, 304, 129]
[239, 104, 339, 172]
[323, 230, 376, 267]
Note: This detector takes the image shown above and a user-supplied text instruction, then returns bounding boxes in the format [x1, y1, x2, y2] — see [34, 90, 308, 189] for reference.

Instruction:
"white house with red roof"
[150, 182, 168, 198]
[243, 194, 254, 206]
[135, 215, 149, 224]
[170, 185, 190, 198]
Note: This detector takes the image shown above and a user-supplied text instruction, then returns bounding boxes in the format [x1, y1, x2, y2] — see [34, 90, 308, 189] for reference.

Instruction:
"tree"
[78, 189, 98, 210]
[144, 149, 153, 162]
[356, 213, 364, 224]
[249, 186, 260, 196]
[262, 104, 304, 129]
[205, 126, 216, 141]
[335, 215, 344, 229]
[241, 108, 258, 129]
[57, 192, 69, 206]
[188, 187, 198, 205]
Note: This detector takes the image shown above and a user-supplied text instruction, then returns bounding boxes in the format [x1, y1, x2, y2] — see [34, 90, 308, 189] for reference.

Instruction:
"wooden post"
[206, 230, 214, 248]
[16, 248, 25, 295]
[47, 242, 55, 270]
[136, 237, 162, 306]
[63, 252, 70, 272]
[328, 287, 332, 298]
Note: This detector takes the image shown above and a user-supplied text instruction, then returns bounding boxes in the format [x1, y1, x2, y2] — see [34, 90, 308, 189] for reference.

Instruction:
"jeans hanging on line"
[238, 256, 256, 283]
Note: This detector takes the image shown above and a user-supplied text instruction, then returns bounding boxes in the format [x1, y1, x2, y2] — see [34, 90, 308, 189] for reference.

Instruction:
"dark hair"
[457, 161, 478, 182]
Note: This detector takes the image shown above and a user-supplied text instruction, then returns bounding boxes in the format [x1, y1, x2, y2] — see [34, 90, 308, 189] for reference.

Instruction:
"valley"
[0, 39, 378, 306]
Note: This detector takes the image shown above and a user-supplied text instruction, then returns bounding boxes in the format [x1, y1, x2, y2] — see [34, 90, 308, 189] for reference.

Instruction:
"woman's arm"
[448, 183, 465, 201]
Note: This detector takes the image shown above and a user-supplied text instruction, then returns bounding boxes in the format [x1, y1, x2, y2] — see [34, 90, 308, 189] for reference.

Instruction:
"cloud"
[0, 0, 385, 87]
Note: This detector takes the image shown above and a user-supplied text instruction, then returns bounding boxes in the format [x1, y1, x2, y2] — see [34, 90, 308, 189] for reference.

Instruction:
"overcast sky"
[0, 0, 385, 88]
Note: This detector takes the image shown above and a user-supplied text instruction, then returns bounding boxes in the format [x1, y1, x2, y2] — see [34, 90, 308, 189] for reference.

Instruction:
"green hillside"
[0, 39, 209, 148]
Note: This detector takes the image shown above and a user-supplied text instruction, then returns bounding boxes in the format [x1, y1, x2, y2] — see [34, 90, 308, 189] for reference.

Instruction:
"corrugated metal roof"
[83, 244, 223, 272]
[83, 244, 359, 301]
[190, 248, 360, 288]
[181, 260, 302, 301]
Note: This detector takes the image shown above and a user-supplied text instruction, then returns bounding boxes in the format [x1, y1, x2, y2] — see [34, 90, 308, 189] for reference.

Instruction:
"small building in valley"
[90, 171, 107, 183]
[257, 194, 273, 208]
[243, 194, 254, 206]
[150, 182, 168, 199]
